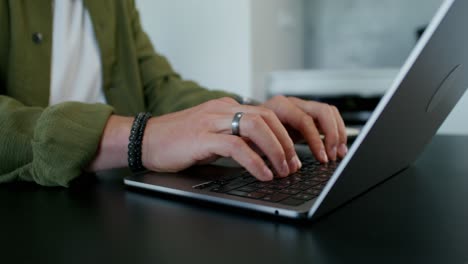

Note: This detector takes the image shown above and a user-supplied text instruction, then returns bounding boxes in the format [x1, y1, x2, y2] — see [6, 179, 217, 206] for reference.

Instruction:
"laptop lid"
[309, 0, 468, 219]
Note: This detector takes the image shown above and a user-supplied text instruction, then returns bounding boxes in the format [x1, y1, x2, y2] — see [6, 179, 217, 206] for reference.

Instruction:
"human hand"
[141, 98, 301, 181]
[262, 95, 348, 162]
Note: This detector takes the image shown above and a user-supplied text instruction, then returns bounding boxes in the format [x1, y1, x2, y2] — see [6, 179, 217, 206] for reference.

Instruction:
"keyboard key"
[262, 193, 290, 203]
[227, 190, 250, 197]
[241, 173, 253, 179]
[280, 188, 301, 195]
[211, 159, 339, 203]
[304, 188, 321, 196]
[247, 192, 267, 199]
[302, 180, 321, 186]
[239, 176, 258, 184]
[218, 174, 239, 182]
[249, 182, 270, 189]
[277, 178, 293, 185]
[237, 186, 259, 193]
[313, 183, 327, 190]
[222, 182, 249, 191]
[269, 183, 291, 190]
[290, 183, 312, 191]
[293, 193, 315, 201]
[289, 176, 303, 184]
[280, 198, 305, 206]
[257, 188, 276, 194]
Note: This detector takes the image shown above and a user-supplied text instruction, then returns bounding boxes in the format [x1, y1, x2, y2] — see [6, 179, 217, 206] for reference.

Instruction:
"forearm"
[0, 96, 113, 186]
[87, 115, 134, 172]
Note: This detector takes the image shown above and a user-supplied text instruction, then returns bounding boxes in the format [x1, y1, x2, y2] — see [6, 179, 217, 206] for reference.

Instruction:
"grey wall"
[305, 0, 444, 69]
[303, 0, 467, 134]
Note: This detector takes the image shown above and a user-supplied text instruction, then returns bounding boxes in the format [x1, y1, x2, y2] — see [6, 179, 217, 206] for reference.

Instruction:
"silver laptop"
[125, 0, 468, 220]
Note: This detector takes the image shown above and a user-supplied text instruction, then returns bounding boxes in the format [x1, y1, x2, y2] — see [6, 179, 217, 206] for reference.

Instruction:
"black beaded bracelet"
[128, 112, 152, 172]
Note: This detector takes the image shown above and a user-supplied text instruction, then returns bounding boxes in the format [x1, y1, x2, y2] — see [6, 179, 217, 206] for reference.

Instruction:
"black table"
[1, 135, 468, 264]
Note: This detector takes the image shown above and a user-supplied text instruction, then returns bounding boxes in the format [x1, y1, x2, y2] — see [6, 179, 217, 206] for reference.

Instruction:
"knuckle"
[331, 105, 340, 113]
[272, 95, 288, 103]
[300, 114, 314, 130]
[271, 148, 286, 161]
[263, 108, 276, 120]
[327, 131, 339, 142]
[199, 116, 210, 127]
[245, 115, 264, 131]
[227, 137, 244, 151]
[286, 139, 296, 153]
[311, 141, 324, 152]
[257, 107, 275, 121]
[220, 97, 238, 104]
[204, 98, 233, 109]
[201, 99, 220, 110]
[245, 156, 263, 170]
[199, 116, 215, 130]
[252, 114, 264, 123]
[319, 103, 331, 116]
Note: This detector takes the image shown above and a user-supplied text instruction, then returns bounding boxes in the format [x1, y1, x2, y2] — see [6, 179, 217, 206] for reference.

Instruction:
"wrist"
[87, 115, 133, 172]
[128, 112, 152, 172]
[141, 117, 158, 172]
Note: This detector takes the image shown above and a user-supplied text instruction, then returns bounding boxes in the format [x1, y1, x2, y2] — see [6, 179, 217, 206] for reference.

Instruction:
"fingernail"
[330, 146, 337, 161]
[338, 144, 348, 157]
[294, 156, 302, 170]
[281, 160, 290, 176]
[288, 156, 302, 172]
[263, 167, 274, 181]
[320, 149, 329, 163]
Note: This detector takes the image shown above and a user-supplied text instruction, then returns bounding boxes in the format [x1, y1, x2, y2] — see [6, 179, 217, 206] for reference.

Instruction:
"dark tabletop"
[1, 135, 468, 264]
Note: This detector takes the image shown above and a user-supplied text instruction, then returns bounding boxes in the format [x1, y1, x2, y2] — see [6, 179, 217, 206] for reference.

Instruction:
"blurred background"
[135, 0, 467, 134]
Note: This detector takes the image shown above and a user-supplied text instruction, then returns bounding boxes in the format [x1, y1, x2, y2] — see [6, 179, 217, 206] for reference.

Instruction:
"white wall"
[135, 0, 252, 97]
[251, 0, 305, 100]
[135, 0, 305, 101]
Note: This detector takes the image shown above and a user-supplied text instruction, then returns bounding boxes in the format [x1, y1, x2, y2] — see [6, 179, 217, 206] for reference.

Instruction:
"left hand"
[262, 95, 348, 163]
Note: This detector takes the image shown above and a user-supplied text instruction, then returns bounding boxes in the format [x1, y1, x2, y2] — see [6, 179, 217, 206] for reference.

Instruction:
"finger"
[331, 106, 348, 158]
[235, 106, 300, 173]
[272, 100, 328, 163]
[238, 113, 291, 177]
[318, 105, 339, 161]
[289, 98, 340, 161]
[202, 134, 273, 181]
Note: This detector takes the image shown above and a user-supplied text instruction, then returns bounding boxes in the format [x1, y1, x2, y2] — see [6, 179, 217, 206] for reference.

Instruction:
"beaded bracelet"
[128, 112, 152, 172]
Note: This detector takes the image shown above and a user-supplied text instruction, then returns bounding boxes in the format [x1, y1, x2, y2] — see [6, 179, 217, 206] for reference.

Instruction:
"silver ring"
[231, 112, 244, 136]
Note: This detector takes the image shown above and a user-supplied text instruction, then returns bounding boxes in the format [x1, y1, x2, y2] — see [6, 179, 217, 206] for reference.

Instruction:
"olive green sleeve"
[0, 95, 114, 187]
[128, 0, 240, 116]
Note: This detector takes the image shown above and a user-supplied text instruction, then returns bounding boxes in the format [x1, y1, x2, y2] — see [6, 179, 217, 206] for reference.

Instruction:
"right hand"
[141, 97, 301, 181]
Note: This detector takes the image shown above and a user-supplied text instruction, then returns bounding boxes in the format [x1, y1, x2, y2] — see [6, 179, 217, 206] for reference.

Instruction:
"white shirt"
[49, 0, 106, 105]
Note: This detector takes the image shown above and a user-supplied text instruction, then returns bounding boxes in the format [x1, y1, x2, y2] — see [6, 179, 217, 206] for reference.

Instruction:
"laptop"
[125, 0, 468, 220]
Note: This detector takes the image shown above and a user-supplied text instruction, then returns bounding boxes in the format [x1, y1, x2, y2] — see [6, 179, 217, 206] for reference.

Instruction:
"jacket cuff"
[30, 102, 114, 186]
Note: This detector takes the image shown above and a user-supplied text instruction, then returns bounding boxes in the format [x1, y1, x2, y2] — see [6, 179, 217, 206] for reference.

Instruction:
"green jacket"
[0, 0, 236, 186]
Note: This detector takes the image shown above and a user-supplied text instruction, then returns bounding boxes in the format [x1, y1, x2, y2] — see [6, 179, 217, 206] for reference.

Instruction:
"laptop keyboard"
[194, 158, 338, 207]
